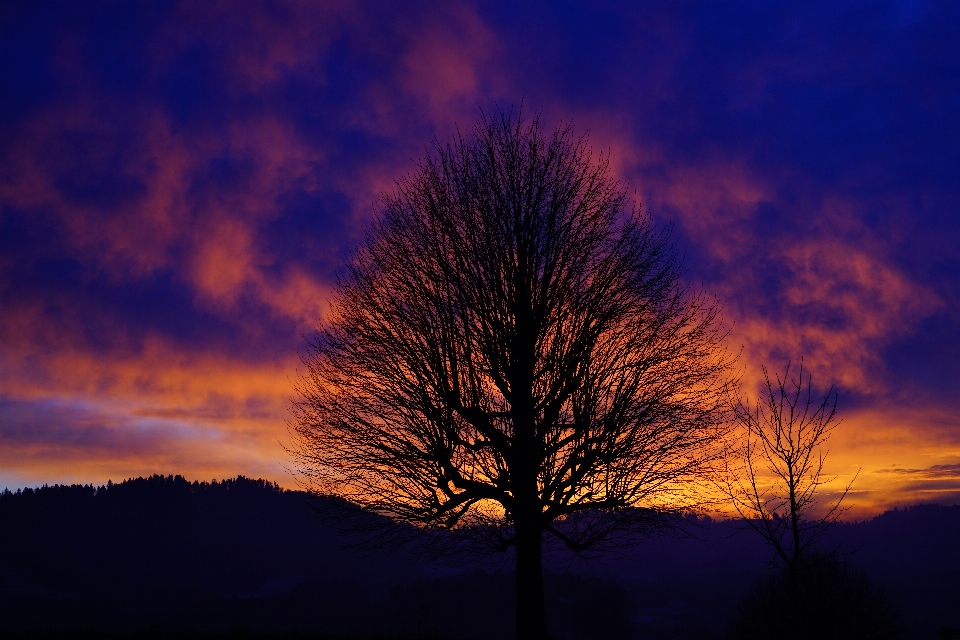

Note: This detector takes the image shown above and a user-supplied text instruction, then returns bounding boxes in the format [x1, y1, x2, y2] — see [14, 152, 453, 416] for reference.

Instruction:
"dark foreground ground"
[0, 633, 433, 639]
[2, 476, 958, 639]
[0, 633, 424, 640]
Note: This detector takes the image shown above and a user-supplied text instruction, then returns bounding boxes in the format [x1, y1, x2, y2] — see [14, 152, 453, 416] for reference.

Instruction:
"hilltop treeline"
[1, 475, 367, 599]
[2, 476, 958, 639]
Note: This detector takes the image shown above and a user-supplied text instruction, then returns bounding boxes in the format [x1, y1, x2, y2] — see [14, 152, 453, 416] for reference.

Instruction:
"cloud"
[876, 463, 960, 478]
[0, 0, 515, 494]
[0, 0, 957, 516]
[0, 394, 288, 492]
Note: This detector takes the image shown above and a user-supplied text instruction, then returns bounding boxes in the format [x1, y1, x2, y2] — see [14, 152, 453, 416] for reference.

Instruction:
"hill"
[2, 475, 957, 639]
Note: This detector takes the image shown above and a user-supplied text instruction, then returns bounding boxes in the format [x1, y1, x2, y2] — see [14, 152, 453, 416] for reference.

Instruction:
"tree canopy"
[290, 110, 732, 639]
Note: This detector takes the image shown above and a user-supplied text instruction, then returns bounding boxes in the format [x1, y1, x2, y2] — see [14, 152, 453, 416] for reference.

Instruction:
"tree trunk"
[515, 518, 548, 640]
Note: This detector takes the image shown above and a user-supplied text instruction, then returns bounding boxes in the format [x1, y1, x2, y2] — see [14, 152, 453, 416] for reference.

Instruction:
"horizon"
[1, 1, 959, 520]
[4, 472, 958, 526]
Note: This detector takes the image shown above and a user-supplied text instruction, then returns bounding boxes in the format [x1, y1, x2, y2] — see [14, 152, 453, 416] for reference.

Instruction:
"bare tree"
[724, 361, 857, 577]
[289, 110, 732, 640]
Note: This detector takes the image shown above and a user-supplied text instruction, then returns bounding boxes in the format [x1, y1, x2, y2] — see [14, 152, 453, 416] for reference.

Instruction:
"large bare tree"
[290, 111, 731, 640]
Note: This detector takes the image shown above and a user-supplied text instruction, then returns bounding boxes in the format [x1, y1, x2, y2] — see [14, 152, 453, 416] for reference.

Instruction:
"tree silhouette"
[726, 550, 901, 640]
[289, 110, 732, 640]
[723, 361, 857, 577]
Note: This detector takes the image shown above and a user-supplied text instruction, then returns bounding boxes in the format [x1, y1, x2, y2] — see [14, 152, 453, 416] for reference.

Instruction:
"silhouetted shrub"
[726, 551, 901, 640]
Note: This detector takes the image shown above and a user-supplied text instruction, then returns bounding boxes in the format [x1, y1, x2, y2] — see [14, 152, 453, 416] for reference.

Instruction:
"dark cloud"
[877, 463, 960, 478]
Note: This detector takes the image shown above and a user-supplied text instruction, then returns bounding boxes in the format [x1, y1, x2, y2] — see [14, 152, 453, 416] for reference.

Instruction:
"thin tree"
[724, 361, 857, 578]
[289, 110, 732, 640]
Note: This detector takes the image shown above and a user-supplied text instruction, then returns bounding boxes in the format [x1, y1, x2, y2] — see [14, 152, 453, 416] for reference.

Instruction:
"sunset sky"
[1, 1, 958, 517]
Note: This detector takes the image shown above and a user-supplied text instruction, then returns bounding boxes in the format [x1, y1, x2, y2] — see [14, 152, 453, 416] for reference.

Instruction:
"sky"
[1, 0, 958, 517]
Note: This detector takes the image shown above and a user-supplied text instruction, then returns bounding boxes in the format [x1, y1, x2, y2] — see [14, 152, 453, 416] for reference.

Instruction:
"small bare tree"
[724, 361, 857, 577]
[290, 109, 732, 640]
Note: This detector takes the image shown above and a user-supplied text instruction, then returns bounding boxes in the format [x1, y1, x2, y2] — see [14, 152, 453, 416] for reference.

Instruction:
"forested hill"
[2, 475, 958, 639]
[1, 475, 392, 600]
